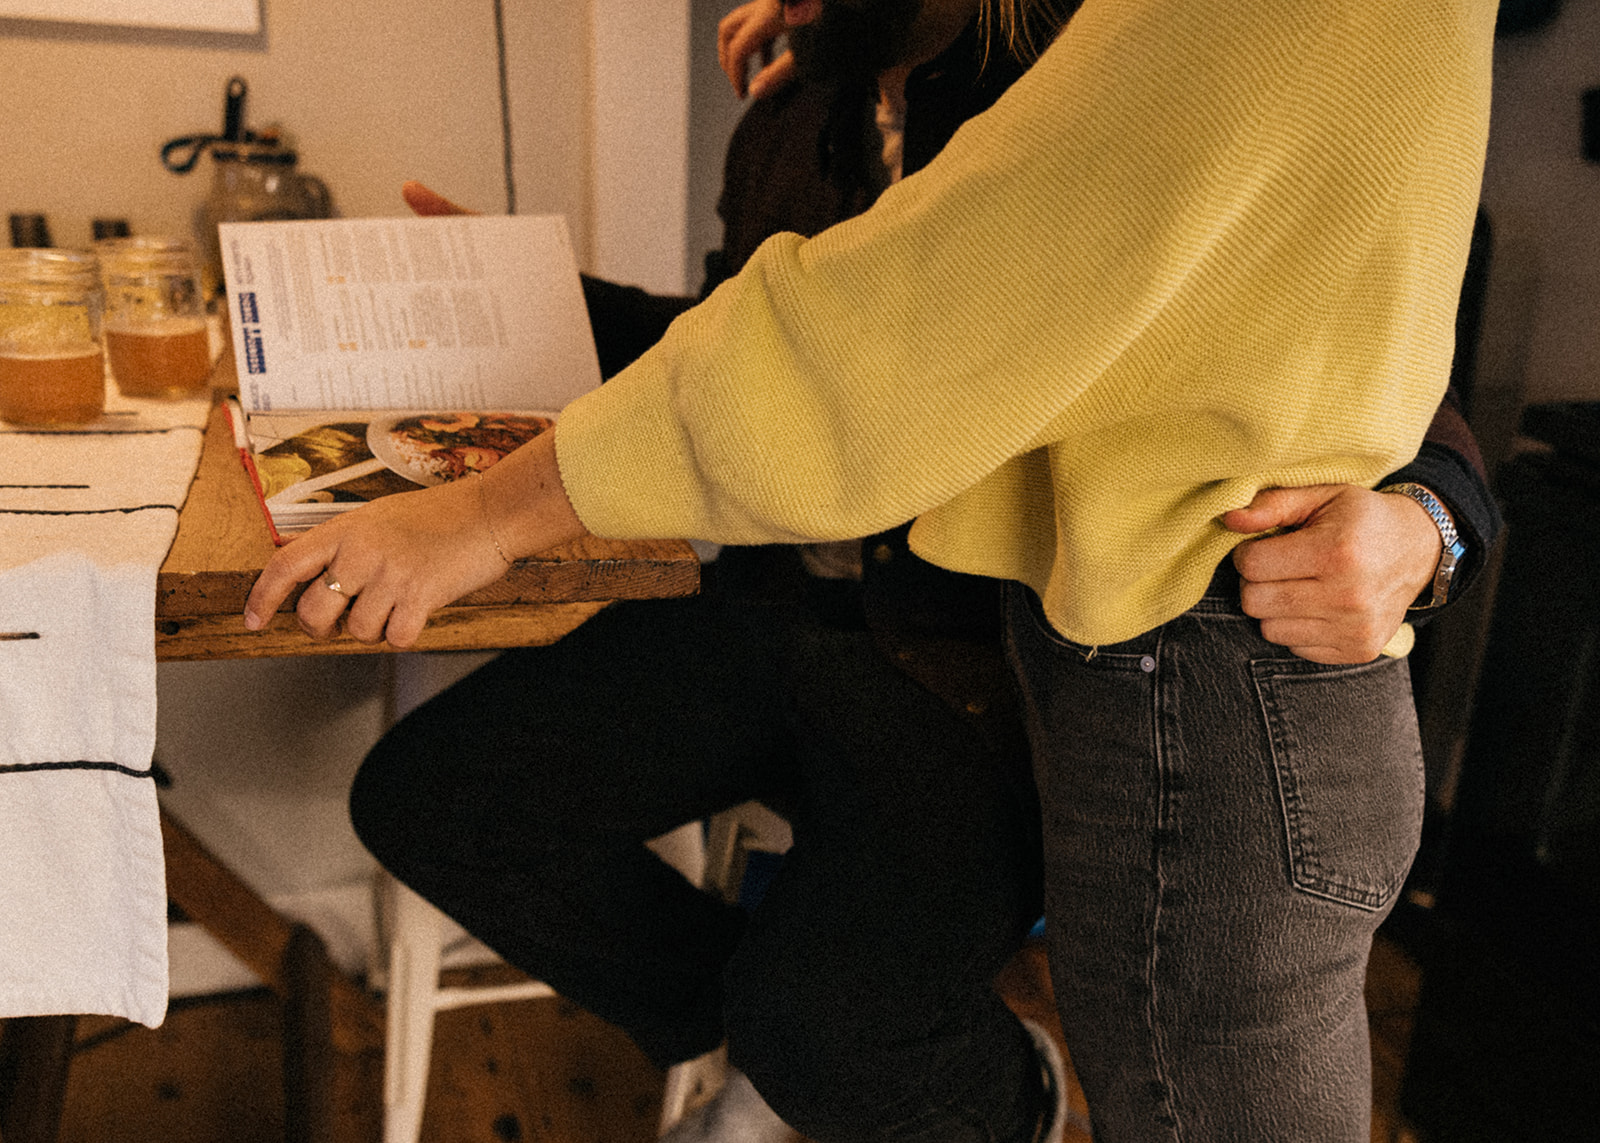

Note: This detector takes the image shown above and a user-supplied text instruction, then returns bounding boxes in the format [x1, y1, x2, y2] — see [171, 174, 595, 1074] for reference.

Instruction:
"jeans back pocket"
[1251, 656, 1425, 911]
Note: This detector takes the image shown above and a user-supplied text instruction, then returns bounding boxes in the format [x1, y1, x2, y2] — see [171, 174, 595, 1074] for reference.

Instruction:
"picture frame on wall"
[0, 0, 260, 34]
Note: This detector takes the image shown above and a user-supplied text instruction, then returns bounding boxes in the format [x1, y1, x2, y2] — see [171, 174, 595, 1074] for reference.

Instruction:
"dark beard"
[787, 0, 925, 87]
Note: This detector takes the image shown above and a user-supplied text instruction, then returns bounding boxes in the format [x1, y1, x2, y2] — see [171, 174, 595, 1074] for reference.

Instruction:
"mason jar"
[96, 235, 211, 398]
[0, 248, 106, 425]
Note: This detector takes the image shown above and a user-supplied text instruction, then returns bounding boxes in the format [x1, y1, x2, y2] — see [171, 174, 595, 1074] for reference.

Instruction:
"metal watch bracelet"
[1379, 481, 1466, 610]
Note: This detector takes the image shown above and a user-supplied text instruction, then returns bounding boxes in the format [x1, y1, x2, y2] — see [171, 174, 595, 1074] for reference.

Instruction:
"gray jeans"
[1004, 572, 1423, 1141]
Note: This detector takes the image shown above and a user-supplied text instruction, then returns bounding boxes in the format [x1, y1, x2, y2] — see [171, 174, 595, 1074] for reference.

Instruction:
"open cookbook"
[218, 214, 600, 541]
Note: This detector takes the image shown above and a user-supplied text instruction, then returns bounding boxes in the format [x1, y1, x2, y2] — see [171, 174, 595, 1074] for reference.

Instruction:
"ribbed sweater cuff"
[554, 375, 707, 541]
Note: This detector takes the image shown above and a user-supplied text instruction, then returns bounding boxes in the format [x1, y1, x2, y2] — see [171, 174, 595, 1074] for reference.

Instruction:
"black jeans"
[350, 563, 1045, 1143]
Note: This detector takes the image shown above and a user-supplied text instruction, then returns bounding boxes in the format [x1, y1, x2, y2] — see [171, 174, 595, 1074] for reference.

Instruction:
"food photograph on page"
[375, 411, 556, 485]
[239, 407, 556, 536]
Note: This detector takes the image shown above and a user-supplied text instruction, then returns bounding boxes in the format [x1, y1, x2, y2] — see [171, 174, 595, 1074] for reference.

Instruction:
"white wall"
[589, 0, 692, 294]
[503, 1, 594, 257]
[1475, 3, 1600, 424]
[0, 0, 536, 246]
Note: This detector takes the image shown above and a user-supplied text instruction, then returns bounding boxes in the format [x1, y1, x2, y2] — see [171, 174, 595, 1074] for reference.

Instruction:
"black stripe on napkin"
[0, 505, 181, 516]
[0, 761, 155, 779]
[0, 425, 201, 437]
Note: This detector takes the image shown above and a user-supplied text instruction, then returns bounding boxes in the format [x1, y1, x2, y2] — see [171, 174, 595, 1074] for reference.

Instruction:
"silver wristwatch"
[1379, 482, 1466, 610]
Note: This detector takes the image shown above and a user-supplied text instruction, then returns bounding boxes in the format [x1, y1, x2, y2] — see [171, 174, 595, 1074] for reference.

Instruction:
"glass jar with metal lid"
[96, 235, 211, 398]
[0, 248, 106, 425]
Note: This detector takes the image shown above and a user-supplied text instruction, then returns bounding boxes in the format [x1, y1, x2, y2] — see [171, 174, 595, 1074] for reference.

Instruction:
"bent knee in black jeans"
[352, 578, 1047, 1143]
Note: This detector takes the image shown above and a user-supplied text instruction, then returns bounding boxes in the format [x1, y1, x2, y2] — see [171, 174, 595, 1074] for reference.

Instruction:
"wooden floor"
[51, 934, 1423, 1143]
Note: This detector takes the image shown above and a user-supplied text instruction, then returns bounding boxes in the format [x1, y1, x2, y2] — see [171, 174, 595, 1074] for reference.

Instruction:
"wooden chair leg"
[0, 1015, 77, 1143]
[162, 804, 383, 1045]
[282, 925, 336, 1143]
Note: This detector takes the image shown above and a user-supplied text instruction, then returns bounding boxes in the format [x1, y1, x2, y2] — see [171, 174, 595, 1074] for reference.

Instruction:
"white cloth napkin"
[0, 382, 209, 1027]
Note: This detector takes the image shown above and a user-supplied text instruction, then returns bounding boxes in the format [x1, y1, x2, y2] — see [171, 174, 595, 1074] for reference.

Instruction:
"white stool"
[379, 805, 791, 1143]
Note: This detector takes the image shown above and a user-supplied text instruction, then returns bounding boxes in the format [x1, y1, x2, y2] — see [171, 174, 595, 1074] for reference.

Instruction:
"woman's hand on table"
[242, 179, 594, 647]
[1223, 483, 1442, 665]
[243, 431, 590, 648]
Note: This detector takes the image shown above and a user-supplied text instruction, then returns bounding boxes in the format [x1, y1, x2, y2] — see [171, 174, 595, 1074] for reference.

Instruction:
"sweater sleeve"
[555, 0, 1494, 562]
[1384, 389, 1505, 608]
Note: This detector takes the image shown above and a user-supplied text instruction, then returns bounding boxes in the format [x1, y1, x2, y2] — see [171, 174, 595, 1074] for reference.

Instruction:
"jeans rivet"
[1140, 655, 1156, 673]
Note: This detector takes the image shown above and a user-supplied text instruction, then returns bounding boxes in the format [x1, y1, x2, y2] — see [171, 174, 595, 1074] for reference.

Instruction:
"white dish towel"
[0, 388, 210, 1027]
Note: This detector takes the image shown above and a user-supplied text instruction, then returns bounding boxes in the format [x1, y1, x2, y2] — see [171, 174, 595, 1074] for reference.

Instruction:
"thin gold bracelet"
[475, 472, 515, 567]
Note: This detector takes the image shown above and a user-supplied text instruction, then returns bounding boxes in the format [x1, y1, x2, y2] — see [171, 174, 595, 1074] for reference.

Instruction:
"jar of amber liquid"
[97, 236, 211, 398]
[0, 249, 106, 425]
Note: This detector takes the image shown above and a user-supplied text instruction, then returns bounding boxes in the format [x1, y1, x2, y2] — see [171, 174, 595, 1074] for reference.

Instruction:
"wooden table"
[0, 399, 700, 1143]
[156, 402, 701, 659]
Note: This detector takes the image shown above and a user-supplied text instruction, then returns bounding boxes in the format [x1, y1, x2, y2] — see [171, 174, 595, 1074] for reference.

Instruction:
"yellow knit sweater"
[556, 0, 1496, 645]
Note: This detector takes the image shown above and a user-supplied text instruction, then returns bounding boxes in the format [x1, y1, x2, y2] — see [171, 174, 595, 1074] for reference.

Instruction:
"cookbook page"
[225, 400, 559, 539]
[218, 215, 600, 415]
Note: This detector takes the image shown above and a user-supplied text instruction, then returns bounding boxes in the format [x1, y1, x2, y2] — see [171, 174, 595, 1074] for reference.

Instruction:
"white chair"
[379, 804, 791, 1143]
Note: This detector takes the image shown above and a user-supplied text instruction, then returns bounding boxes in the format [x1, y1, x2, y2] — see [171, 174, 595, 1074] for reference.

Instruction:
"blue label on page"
[237, 291, 259, 324]
[243, 331, 266, 375]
